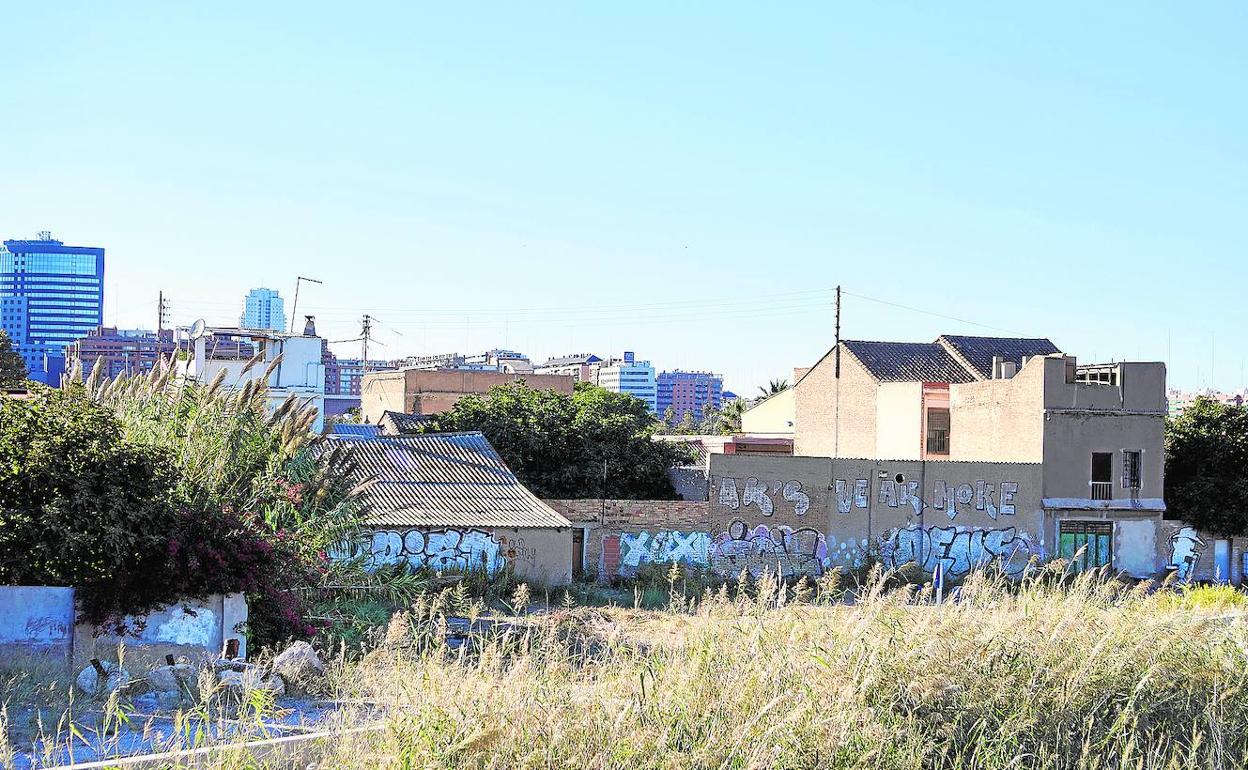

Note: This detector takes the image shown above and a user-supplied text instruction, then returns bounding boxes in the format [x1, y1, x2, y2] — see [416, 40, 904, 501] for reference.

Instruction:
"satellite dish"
[189, 319, 207, 340]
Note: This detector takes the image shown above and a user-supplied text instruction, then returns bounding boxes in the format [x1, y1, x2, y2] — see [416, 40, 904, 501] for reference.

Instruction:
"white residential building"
[594, 352, 657, 412]
[176, 318, 326, 432]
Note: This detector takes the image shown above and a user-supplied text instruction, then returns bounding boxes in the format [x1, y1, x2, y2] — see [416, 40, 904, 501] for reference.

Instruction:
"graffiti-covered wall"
[335, 526, 572, 586]
[709, 455, 1048, 579]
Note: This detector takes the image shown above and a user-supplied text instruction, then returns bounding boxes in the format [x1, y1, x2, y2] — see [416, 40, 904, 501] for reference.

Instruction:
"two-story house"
[768, 334, 1193, 579]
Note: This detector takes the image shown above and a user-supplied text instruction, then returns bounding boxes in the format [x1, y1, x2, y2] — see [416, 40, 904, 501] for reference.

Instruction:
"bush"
[0, 387, 180, 620]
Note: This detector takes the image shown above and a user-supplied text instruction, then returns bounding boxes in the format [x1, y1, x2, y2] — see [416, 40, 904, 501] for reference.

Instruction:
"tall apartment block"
[1, 233, 105, 385]
[240, 288, 287, 332]
[657, 370, 724, 422]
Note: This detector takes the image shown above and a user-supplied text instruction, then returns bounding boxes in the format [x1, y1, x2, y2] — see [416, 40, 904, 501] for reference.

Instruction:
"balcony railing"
[1091, 481, 1112, 501]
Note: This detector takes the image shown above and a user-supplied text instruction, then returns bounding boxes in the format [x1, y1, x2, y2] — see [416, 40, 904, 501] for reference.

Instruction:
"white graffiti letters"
[879, 525, 1033, 577]
[742, 477, 774, 515]
[619, 531, 711, 571]
[336, 528, 506, 574]
[717, 476, 811, 516]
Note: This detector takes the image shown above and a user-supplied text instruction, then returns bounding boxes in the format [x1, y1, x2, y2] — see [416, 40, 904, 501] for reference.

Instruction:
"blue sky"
[2, 2, 1244, 394]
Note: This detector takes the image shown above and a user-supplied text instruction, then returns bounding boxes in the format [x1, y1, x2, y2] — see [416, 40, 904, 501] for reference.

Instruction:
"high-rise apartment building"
[1, 233, 105, 384]
[657, 370, 723, 422]
[240, 288, 287, 331]
[594, 352, 657, 412]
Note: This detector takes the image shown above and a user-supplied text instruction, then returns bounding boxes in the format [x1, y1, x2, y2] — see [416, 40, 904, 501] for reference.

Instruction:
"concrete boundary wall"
[545, 499, 710, 580]
[0, 588, 248, 670]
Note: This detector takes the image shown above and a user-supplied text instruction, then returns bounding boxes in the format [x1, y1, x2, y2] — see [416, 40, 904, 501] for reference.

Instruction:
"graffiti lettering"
[878, 525, 1033, 577]
[333, 528, 507, 574]
[742, 477, 774, 515]
[718, 477, 741, 510]
[1000, 482, 1018, 516]
[717, 477, 811, 516]
[710, 521, 829, 577]
[782, 481, 811, 516]
[835, 479, 870, 514]
[619, 530, 711, 575]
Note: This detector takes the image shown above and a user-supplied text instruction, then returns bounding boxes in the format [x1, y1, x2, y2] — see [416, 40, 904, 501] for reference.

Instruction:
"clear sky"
[2, 2, 1244, 394]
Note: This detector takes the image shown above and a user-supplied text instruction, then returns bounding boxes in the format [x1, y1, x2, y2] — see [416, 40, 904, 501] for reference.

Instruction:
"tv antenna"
[288, 276, 322, 333]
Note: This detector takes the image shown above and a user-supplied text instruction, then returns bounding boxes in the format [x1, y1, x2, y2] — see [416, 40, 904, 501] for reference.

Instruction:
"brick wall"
[545, 499, 711, 580]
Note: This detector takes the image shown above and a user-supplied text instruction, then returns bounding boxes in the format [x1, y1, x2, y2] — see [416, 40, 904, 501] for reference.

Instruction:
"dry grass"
[309, 568, 1248, 770]
[6, 567, 1248, 769]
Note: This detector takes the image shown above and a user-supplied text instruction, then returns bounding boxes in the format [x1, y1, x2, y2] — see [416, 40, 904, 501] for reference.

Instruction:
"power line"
[840, 290, 1033, 337]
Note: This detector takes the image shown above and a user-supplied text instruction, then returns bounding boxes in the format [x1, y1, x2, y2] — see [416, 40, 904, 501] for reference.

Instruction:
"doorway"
[572, 528, 585, 580]
[1213, 539, 1232, 584]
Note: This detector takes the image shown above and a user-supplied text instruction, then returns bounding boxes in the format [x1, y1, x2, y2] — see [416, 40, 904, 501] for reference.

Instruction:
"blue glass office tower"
[0, 234, 105, 385]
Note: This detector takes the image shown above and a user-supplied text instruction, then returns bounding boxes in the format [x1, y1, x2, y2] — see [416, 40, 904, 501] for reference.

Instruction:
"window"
[926, 408, 950, 455]
[1060, 520, 1113, 571]
[1091, 452, 1112, 500]
[1122, 450, 1142, 490]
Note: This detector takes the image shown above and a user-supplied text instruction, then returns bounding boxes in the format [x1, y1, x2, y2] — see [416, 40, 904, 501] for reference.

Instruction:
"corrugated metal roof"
[938, 335, 1061, 380]
[323, 432, 571, 529]
[329, 424, 380, 437]
[844, 341, 977, 383]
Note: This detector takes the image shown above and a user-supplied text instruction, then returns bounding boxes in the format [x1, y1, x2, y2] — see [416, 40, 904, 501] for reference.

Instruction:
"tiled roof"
[938, 335, 1061, 380]
[843, 341, 977, 383]
[322, 432, 571, 529]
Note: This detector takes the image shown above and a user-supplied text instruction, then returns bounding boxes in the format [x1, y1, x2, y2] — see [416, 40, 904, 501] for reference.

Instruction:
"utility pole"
[361, 314, 373, 376]
[156, 292, 169, 361]
[834, 285, 841, 457]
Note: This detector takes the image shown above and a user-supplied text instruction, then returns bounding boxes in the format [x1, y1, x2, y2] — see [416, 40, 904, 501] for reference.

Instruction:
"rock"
[219, 667, 286, 697]
[213, 657, 250, 673]
[75, 660, 129, 697]
[272, 641, 325, 694]
[147, 663, 196, 696]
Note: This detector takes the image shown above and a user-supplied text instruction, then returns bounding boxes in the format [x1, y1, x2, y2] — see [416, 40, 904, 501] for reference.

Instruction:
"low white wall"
[0, 587, 248, 669]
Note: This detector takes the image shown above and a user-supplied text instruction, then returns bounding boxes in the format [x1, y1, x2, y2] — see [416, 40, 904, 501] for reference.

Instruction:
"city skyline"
[3, 4, 1245, 393]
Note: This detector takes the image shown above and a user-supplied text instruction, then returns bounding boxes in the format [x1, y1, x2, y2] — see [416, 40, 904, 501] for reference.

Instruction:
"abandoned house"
[325, 431, 574, 585]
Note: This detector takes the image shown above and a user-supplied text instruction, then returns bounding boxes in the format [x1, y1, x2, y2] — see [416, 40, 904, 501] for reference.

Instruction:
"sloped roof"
[843, 341, 977, 383]
[378, 410, 432, 436]
[323, 432, 570, 529]
[329, 423, 380, 438]
[938, 335, 1060, 380]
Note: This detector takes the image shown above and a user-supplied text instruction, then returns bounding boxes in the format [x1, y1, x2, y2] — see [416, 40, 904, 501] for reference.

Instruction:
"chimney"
[1001, 361, 1017, 379]
[303, 315, 317, 336]
[991, 355, 1004, 379]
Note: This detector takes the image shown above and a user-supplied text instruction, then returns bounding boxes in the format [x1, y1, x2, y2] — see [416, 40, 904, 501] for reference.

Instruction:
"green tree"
[0, 330, 27, 386]
[1165, 397, 1248, 537]
[0, 386, 181, 621]
[422, 381, 692, 498]
[758, 378, 789, 399]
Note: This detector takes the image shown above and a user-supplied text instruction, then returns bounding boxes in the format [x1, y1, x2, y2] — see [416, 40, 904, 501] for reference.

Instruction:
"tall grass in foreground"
[311, 567, 1248, 770]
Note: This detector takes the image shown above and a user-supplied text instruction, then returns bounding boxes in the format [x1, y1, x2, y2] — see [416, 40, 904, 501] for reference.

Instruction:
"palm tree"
[758, 378, 789, 399]
[716, 398, 748, 434]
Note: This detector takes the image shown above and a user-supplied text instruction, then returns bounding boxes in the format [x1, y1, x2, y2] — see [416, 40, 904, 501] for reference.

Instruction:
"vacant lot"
[6, 570, 1248, 769]
[319, 571, 1248, 769]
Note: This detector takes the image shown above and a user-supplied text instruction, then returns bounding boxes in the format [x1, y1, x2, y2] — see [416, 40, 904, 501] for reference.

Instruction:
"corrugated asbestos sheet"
[329, 424, 380, 437]
[843, 341, 977, 383]
[323, 432, 571, 529]
[938, 335, 1061, 380]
